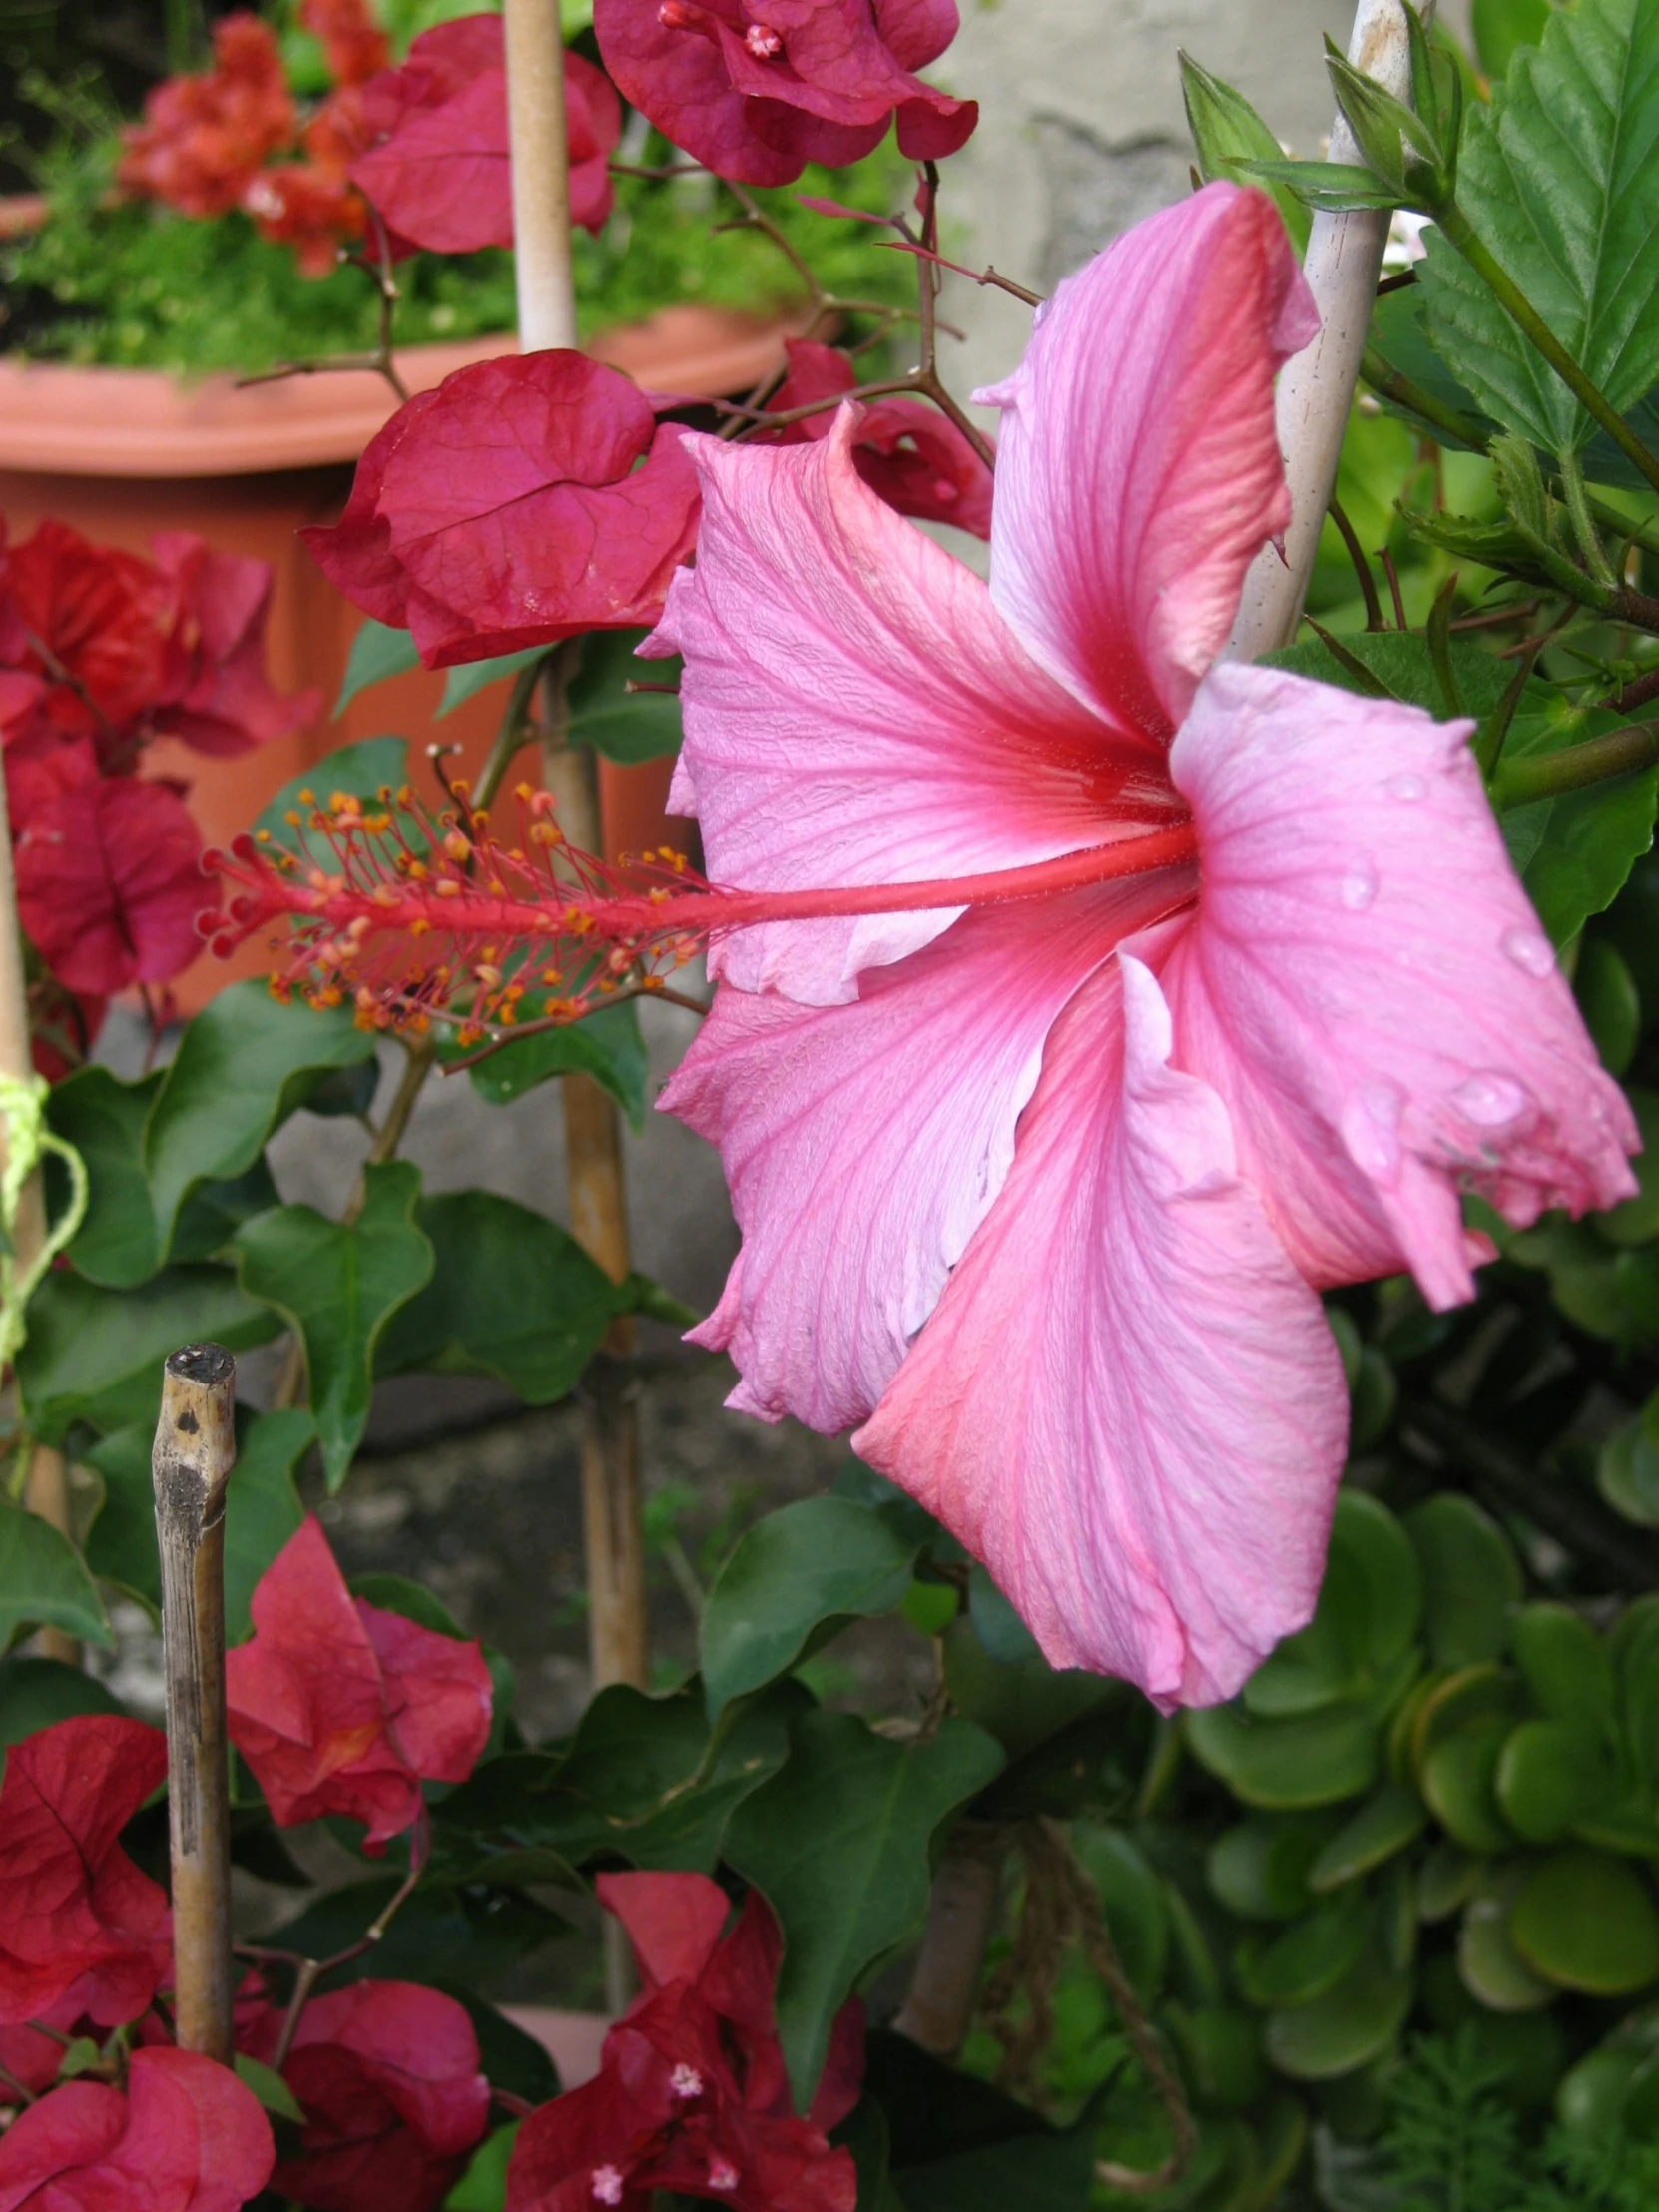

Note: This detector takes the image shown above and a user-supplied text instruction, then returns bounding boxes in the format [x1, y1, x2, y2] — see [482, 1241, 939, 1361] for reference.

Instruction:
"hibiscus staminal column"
[152, 1342, 238, 2063]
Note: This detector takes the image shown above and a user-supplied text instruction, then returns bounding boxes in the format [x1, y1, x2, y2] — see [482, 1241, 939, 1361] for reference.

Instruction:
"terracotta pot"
[0, 307, 784, 1011]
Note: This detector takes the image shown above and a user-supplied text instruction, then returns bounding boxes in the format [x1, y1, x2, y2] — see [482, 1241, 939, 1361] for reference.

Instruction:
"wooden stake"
[153, 1343, 237, 2063]
[502, 0, 577, 352]
[1227, 0, 1425, 659]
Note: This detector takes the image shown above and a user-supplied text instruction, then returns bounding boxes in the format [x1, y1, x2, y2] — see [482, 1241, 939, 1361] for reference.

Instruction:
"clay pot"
[0, 306, 786, 1010]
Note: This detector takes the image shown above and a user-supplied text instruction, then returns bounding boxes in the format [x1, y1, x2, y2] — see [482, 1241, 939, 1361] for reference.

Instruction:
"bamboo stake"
[498, 0, 650, 1701]
[1227, 0, 1425, 659]
[153, 1343, 237, 2064]
[502, 0, 578, 352]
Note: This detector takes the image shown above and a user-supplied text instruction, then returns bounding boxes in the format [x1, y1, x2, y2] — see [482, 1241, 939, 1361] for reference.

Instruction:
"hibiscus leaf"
[447, 999, 649, 1129]
[143, 981, 382, 1258]
[565, 627, 685, 764]
[17, 1264, 283, 1445]
[724, 1709, 1005, 2105]
[1417, 0, 1659, 455]
[0, 1495, 112, 1651]
[334, 619, 421, 715]
[1495, 699, 1659, 945]
[700, 1496, 923, 1721]
[232, 1161, 435, 1488]
[373, 1190, 619, 1403]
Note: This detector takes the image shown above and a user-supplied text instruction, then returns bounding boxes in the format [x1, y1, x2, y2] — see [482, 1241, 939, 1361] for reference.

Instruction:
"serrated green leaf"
[334, 621, 420, 715]
[1237, 156, 1407, 210]
[0, 1497, 111, 1652]
[453, 999, 649, 1128]
[18, 1265, 282, 1445]
[700, 1496, 921, 1719]
[566, 628, 684, 763]
[1179, 53, 1311, 253]
[724, 1708, 1004, 2104]
[1418, 0, 1659, 454]
[233, 1161, 433, 1487]
[373, 1190, 618, 1403]
[437, 646, 548, 719]
[142, 983, 381, 1256]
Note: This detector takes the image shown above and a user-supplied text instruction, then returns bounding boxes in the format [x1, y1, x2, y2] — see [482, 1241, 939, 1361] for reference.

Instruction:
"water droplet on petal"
[1340, 1080, 1404, 1186]
[1451, 1072, 1528, 1129]
[1386, 773, 1426, 802]
[1502, 926, 1554, 977]
[1341, 858, 1378, 911]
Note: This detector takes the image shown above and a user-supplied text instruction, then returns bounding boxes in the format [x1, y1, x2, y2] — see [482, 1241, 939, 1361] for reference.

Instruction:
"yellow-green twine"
[0, 1072, 88, 1375]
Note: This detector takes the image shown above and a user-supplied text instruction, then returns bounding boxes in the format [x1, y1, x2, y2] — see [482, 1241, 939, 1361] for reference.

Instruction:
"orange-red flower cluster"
[117, 3, 388, 276]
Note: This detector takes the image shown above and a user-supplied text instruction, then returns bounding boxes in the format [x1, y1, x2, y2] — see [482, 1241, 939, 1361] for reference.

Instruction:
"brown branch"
[1329, 496, 1385, 629]
[153, 1344, 237, 2065]
[1613, 663, 1659, 715]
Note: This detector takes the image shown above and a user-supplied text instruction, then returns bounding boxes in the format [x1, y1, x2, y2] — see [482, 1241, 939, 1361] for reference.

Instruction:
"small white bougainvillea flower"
[649, 182, 1636, 1708]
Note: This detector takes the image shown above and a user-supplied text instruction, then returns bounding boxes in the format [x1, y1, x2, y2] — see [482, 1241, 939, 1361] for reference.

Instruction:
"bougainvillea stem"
[503, 0, 577, 350]
[1227, 0, 1426, 658]
[152, 1342, 238, 2064]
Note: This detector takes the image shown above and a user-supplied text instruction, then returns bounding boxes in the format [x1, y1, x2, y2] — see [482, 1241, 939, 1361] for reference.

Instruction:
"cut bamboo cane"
[153, 1343, 238, 2064]
[1227, 0, 1425, 659]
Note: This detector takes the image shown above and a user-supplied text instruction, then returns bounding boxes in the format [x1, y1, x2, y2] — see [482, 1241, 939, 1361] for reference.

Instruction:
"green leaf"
[1208, 1818, 1324, 1922]
[1495, 1717, 1618, 1842]
[270, 1877, 567, 1989]
[1309, 1783, 1429, 1892]
[1497, 700, 1659, 948]
[255, 736, 414, 844]
[373, 1191, 618, 1404]
[1418, 0, 1659, 454]
[18, 1264, 281, 1445]
[0, 1657, 122, 1749]
[438, 647, 548, 719]
[457, 1001, 649, 1129]
[723, 1708, 1004, 2104]
[0, 1492, 111, 1651]
[566, 629, 684, 764]
[1263, 1947, 1414, 2080]
[1471, 0, 1550, 83]
[1510, 1601, 1616, 1724]
[863, 2033, 1107, 2212]
[1187, 1700, 1382, 1811]
[1179, 53, 1311, 253]
[1237, 1897, 1368, 2008]
[938, 1616, 1116, 1765]
[1405, 1493, 1522, 1667]
[232, 1161, 434, 1488]
[446, 2125, 519, 2212]
[1509, 1847, 1659, 1992]
[334, 621, 420, 715]
[700, 1496, 920, 1720]
[224, 1409, 313, 1641]
[46, 1069, 165, 1288]
[1244, 1491, 1422, 1719]
[143, 982, 381, 1256]
[1458, 1868, 1558, 2010]
[1420, 1716, 1515, 1851]
[82, 1425, 161, 1614]
[235, 2053, 305, 2123]
[427, 1983, 560, 2107]
[1236, 156, 1407, 210]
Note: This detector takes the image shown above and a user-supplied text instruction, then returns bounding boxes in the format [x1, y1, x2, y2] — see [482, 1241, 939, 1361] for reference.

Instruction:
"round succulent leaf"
[1625, 2051, 1659, 2140]
[1236, 1897, 1369, 2009]
[1510, 1603, 1616, 1725]
[1262, 1949, 1414, 2081]
[1418, 1838, 1483, 1924]
[1596, 1087, 1659, 1245]
[1459, 1877, 1557, 2012]
[1599, 1419, 1659, 1530]
[1618, 1609, 1659, 1788]
[1207, 1818, 1326, 1923]
[1244, 1494, 1421, 1719]
[1167, 2004, 1270, 2114]
[1510, 1849, 1659, 1994]
[1408, 1663, 1522, 1779]
[1405, 1494, 1522, 1668]
[1309, 1783, 1428, 1893]
[1611, 1594, 1659, 1671]
[1188, 1700, 1382, 1811]
[1557, 2046, 1646, 2133]
[1422, 1718, 1516, 1853]
[1349, 1350, 1398, 1452]
[1495, 1717, 1617, 1844]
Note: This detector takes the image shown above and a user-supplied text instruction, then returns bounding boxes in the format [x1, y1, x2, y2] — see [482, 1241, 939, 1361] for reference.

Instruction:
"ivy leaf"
[232, 1162, 434, 1489]
[373, 1190, 619, 1403]
[143, 982, 381, 1256]
[334, 620, 421, 715]
[566, 628, 685, 764]
[452, 1000, 649, 1129]
[18, 1265, 282, 1445]
[0, 1494, 112, 1651]
[700, 1496, 922, 1721]
[724, 1709, 1004, 2105]
[1418, 0, 1659, 454]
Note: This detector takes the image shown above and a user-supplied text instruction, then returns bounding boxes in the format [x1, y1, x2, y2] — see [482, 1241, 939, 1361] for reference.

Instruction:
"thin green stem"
[1435, 202, 1659, 498]
[1557, 450, 1617, 589]
[1491, 720, 1659, 810]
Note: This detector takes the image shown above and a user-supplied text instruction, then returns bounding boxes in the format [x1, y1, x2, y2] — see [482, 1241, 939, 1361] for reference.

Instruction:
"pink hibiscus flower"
[649, 183, 1637, 1708]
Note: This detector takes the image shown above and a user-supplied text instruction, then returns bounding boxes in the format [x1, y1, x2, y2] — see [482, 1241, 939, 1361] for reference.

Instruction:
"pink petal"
[659, 876, 1189, 1431]
[975, 184, 1318, 741]
[856, 953, 1349, 1708]
[652, 412, 1178, 1005]
[1160, 662, 1638, 1310]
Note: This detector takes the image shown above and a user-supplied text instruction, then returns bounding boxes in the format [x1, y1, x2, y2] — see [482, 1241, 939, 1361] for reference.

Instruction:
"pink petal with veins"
[857, 953, 1349, 1708]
